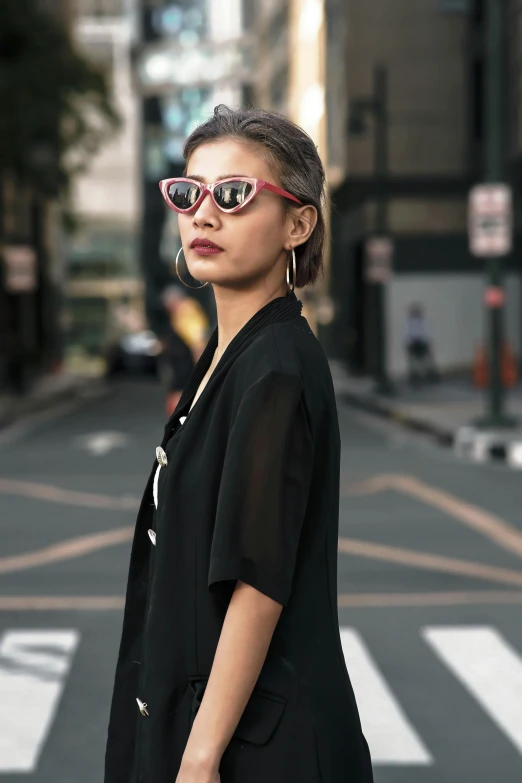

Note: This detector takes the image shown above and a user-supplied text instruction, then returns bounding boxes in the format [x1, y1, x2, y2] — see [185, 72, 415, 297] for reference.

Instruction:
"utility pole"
[476, 0, 515, 427]
[349, 63, 394, 395]
[371, 64, 395, 396]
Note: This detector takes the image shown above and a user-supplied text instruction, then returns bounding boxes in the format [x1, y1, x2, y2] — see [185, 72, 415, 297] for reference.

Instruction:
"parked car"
[105, 329, 163, 377]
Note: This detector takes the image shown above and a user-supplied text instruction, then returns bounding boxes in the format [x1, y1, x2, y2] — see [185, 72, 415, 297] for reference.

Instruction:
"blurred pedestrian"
[104, 106, 373, 783]
[159, 319, 196, 418]
[404, 302, 439, 386]
[163, 283, 211, 363]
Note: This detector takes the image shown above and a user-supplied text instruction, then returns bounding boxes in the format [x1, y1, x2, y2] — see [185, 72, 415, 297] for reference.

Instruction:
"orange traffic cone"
[502, 342, 518, 388]
[473, 342, 518, 389]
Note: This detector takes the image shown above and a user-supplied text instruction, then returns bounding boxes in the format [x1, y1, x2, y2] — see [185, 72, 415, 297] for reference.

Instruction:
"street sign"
[2, 245, 37, 293]
[468, 184, 513, 257]
[365, 237, 394, 283]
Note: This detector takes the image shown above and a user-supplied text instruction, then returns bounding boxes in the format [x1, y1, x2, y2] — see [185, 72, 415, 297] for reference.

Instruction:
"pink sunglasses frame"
[158, 176, 303, 214]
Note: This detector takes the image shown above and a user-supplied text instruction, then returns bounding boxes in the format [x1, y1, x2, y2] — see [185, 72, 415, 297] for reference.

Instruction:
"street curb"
[339, 388, 455, 447]
[453, 426, 522, 468]
[0, 376, 109, 432]
[339, 387, 522, 468]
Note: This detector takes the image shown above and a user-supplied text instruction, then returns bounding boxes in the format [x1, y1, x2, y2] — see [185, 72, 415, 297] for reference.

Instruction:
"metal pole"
[482, 0, 510, 426]
[374, 64, 388, 235]
[372, 63, 394, 395]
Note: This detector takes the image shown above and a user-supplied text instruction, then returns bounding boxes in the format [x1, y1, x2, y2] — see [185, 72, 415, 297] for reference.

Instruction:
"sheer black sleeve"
[208, 369, 314, 607]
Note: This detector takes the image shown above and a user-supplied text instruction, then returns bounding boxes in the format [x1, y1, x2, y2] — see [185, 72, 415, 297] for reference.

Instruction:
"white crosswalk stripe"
[424, 626, 522, 755]
[340, 627, 433, 765]
[0, 630, 79, 772]
[1, 625, 522, 774]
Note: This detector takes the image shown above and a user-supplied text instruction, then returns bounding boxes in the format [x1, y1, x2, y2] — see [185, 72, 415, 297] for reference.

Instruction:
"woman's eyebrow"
[186, 173, 249, 183]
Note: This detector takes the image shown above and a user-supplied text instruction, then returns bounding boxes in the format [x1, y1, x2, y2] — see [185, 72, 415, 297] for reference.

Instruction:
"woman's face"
[178, 138, 313, 292]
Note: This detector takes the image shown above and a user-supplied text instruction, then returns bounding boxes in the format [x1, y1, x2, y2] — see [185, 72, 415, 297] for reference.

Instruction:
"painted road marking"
[337, 537, 522, 587]
[424, 626, 522, 755]
[0, 401, 81, 448]
[337, 590, 522, 607]
[342, 473, 522, 561]
[0, 527, 133, 575]
[0, 477, 139, 510]
[3, 591, 522, 611]
[340, 628, 432, 765]
[1, 626, 521, 771]
[0, 596, 125, 610]
[0, 630, 79, 772]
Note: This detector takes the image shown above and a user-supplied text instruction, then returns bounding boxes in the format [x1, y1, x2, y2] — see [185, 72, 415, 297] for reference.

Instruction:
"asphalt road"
[1, 377, 522, 782]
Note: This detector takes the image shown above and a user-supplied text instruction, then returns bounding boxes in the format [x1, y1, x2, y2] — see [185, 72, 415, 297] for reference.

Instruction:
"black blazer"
[104, 290, 373, 783]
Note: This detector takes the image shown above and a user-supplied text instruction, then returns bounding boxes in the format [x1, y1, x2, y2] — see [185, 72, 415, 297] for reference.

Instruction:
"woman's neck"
[211, 284, 288, 360]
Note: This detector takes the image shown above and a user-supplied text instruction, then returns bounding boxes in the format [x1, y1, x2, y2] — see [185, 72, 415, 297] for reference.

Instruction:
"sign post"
[2, 245, 38, 293]
[468, 180, 515, 427]
[466, 0, 518, 428]
[365, 237, 394, 283]
[365, 236, 394, 395]
[468, 185, 512, 258]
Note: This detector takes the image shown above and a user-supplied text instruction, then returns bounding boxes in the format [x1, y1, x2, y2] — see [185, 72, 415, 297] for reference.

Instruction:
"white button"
[153, 464, 161, 509]
[156, 446, 168, 467]
[148, 529, 156, 546]
[136, 697, 149, 716]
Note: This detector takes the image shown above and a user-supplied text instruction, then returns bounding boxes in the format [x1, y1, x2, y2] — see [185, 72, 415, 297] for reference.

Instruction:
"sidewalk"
[0, 372, 108, 430]
[329, 359, 522, 463]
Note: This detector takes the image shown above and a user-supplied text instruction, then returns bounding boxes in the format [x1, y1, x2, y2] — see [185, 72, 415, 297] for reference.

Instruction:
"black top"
[104, 290, 373, 783]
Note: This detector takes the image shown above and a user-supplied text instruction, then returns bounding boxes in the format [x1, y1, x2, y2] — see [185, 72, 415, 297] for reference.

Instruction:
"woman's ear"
[286, 205, 318, 250]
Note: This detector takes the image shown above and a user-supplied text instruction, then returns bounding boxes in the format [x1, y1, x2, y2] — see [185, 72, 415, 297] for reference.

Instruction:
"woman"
[104, 106, 373, 783]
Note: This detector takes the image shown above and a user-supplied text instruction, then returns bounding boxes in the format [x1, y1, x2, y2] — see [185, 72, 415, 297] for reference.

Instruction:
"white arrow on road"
[75, 431, 130, 457]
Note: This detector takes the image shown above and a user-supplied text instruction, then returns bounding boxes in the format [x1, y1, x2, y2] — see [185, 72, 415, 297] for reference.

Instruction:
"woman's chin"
[186, 259, 229, 283]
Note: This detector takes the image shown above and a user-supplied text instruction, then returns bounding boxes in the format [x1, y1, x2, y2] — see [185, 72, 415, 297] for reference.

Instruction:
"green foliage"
[0, 0, 121, 196]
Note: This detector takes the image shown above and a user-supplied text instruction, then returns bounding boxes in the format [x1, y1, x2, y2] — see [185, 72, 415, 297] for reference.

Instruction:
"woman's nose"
[192, 192, 219, 228]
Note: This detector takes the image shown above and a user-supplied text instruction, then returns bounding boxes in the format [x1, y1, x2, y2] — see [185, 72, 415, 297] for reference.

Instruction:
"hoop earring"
[175, 246, 208, 289]
[286, 248, 296, 292]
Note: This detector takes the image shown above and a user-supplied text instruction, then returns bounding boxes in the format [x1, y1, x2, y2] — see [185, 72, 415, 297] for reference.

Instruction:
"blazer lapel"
[164, 290, 303, 430]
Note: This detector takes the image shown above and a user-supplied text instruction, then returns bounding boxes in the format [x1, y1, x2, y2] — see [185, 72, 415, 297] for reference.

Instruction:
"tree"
[0, 0, 121, 197]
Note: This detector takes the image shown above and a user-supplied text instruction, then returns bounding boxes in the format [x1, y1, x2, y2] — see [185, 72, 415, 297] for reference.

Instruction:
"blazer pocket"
[187, 676, 287, 746]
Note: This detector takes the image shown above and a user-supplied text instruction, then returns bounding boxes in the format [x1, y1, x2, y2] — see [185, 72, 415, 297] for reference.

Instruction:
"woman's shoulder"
[230, 315, 332, 392]
[222, 317, 338, 438]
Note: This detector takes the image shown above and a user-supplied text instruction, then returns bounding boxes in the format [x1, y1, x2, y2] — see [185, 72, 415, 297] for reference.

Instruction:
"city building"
[0, 0, 75, 393]
[134, 0, 251, 335]
[67, 0, 142, 361]
[248, 0, 346, 338]
[250, 0, 291, 114]
[333, 0, 522, 380]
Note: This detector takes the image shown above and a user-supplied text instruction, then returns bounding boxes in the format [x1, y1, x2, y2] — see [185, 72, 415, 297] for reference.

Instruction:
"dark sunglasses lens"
[167, 181, 200, 210]
[214, 181, 253, 210]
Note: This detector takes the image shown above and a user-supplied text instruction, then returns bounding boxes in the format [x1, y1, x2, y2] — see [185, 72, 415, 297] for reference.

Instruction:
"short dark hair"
[183, 105, 327, 288]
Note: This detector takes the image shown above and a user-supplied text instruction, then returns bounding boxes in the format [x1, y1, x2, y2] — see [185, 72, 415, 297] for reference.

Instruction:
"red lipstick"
[190, 237, 224, 255]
